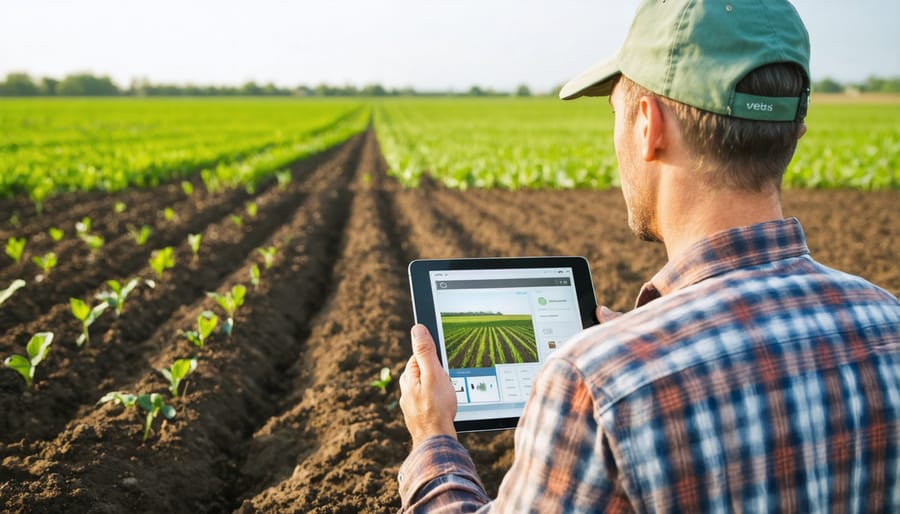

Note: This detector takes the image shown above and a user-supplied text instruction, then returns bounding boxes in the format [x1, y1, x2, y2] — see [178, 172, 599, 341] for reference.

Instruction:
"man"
[398, 0, 900, 512]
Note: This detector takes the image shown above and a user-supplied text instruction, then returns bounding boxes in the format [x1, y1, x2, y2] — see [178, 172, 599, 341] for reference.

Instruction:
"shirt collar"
[635, 217, 809, 308]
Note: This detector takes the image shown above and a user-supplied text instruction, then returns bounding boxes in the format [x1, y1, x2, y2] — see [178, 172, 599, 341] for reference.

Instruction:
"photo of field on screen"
[439, 291, 539, 369]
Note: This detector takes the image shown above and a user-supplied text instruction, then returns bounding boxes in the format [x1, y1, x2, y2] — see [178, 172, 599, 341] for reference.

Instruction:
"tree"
[812, 77, 843, 94]
[40, 77, 59, 95]
[0, 73, 39, 96]
[858, 76, 900, 93]
[361, 83, 387, 96]
[57, 73, 119, 96]
[515, 83, 532, 97]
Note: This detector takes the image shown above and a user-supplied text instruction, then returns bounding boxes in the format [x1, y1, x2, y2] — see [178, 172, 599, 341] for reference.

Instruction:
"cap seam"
[759, 0, 786, 63]
[664, 0, 695, 97]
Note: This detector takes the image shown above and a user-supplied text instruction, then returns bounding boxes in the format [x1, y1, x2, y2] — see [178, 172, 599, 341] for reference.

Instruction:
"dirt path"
[0, 129, 897, 513]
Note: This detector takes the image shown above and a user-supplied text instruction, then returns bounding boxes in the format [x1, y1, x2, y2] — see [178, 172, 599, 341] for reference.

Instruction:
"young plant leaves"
[5, 237, 26, 263]
[97, 278, 141, 316]
[159, 357, 198, 397]
[3, 331, 54, 388]
[32, 252, 57, 277]
[149, 247, 175, 279]
[137, 393, 176, 441]
[0, 279, 26, 307]
[187, 233, 202, 256]
[371, 366, 393, 391]
[71, 299, 109, 347]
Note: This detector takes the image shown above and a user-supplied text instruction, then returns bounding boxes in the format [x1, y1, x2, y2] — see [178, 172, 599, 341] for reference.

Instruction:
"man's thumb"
[411, 324, 442, 373]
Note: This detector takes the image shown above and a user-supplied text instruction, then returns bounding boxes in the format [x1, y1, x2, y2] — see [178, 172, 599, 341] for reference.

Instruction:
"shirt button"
[398, 472, 404, 483]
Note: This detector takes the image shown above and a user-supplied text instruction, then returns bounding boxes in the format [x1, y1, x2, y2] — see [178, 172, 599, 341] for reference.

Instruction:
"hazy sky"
[2, 1, 898, 92]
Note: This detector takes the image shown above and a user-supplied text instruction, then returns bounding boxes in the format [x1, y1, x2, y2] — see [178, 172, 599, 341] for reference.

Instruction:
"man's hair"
[621, 63, 807, 192]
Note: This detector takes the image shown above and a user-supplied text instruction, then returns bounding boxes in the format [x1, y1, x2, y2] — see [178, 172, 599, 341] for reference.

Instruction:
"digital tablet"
[408, 257, 597, 432]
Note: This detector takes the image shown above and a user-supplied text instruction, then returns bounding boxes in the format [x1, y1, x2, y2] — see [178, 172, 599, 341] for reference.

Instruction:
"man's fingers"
[410, 324, 443, 376]
[401, 354, 419, 384]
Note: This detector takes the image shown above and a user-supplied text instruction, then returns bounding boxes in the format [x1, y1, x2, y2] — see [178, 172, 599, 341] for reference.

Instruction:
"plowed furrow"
[0, 142, 349, 336]
[0, 134, 364, 445]
[230, 127, 413, 513]
[428, 189, 552, 256]
[0, 130, 366, 514]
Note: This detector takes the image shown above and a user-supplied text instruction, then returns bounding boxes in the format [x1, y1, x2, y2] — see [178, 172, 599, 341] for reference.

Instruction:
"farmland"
[441, 314, 538, 368]
[374, 97, 900, 190]
[0, 97, 898, 513]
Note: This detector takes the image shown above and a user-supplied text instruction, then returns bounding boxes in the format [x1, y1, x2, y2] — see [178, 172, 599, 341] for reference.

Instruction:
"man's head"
[562, 0, 811, 240]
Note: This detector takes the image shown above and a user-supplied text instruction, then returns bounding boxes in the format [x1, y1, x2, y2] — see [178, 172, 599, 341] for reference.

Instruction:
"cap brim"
[559, 56, 620, 100]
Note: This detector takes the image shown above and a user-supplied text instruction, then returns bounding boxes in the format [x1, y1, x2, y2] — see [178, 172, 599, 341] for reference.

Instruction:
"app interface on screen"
[429, 267, 583, 421]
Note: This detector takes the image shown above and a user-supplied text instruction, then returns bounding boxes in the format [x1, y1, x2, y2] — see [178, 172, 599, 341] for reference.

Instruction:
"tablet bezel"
[408, 256, 598, 432]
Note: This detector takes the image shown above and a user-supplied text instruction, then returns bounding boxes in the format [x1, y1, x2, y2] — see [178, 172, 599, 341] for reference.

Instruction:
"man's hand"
[399, 324, 458, 448]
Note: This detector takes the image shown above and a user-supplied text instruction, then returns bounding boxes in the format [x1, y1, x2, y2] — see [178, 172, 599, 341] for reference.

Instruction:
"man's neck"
[657, 177, 784, 262]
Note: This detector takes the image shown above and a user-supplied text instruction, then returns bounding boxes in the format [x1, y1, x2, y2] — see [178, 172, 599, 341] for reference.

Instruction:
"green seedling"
[98, 391, 176, 441]
[70, 298, 109, 348]
[163, 207, 175, 222]
[370, 366, 392, 391]
[81, 234, 105, 252]
[48, 227, 64, 241]
[201, 169, 220, 194]
[230, 215, 243, 227]
[187, 233, 202, 257]
[256, 246, 277, 269]
[75, 216, 91, 235]
[4, 332, 54, 388]
[159, 357, 198, 398]
[114, 201, 127, 213]
[362, 172, 372, 187]
[275, 170, 291, 189]
[30, 180, 51, 216]
[182, 310, 218, 348]
[0, 279, 26, 307]
[245, 201, 258, 218]
[181, 180, 194, 197]
[130, 225, 152, 246]
[206, 285, 245, 335]
[32, 252, 57, 278]
[149, 247, 175, 279]
[6, 237, 26, 263]
[97, 278, 140, 316]
[249, 264, 260, 289]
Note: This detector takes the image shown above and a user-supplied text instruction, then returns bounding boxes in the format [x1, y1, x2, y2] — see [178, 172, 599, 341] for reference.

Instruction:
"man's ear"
[638, 95, 666, 162]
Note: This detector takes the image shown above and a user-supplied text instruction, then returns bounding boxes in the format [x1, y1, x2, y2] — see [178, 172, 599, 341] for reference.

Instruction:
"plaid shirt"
[398, 217, 900, 513]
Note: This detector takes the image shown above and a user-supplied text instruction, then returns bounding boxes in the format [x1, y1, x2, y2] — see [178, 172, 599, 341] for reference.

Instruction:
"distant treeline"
[0, 72, 540, 97]
[1, 71, 897, 97]
[812, 76, 900, 94]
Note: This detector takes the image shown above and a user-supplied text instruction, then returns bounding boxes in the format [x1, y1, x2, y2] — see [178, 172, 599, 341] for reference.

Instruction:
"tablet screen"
[410, 258, 595, 430]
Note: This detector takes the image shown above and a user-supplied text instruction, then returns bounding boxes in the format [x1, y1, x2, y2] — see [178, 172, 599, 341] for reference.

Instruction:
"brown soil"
[0, 128, 897, 513]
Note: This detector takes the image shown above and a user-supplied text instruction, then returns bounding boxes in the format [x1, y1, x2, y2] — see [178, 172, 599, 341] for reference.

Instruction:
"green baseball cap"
[560, 0, 811, 122]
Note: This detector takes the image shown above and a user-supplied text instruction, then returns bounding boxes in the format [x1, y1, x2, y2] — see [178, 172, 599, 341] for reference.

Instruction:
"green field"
[441, 314, 539, 369]
[0, 96, 897, 214]
[0, 98, 369, 209]
[373, 97, 900, 190]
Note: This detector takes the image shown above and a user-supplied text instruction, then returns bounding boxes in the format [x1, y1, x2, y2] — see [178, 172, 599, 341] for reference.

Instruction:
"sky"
[2, 0, 898, 93]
